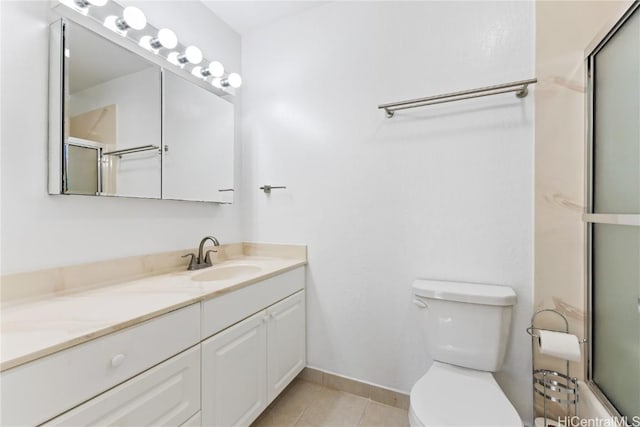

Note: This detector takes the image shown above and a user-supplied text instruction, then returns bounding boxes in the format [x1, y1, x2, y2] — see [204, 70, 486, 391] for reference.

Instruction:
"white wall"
[242, 1, 534, 420]
[0, 0, 243, 274]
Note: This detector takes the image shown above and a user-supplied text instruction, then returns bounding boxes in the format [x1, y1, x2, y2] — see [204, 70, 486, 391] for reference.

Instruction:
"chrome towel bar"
[102, 145, 160, 157]
[378, 78, 537, 118]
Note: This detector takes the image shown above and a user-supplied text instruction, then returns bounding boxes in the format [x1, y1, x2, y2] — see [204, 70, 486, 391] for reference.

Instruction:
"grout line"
[292, 379, 317, 427]
[356, 399, 371, 427]
[295, 385, 313, 426]
[292, 407, 306, 427]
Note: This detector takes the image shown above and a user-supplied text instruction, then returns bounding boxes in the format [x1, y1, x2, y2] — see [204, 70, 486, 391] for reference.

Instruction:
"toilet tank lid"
[412, 279, 517, 306]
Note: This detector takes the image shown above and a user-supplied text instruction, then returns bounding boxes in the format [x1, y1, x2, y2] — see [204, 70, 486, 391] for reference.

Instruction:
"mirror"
[163, 72, 234, 202]
[65, 22, 162, 198]
[49, 19, 235, 203]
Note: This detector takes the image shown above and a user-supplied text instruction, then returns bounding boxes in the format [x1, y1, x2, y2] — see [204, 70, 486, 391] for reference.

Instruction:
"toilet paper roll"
[538, 330, 581, 362]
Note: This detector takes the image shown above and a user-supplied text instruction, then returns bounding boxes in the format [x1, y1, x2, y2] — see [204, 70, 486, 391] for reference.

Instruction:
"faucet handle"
[204, 249, 218, 264]
[182, 253, 197, 270]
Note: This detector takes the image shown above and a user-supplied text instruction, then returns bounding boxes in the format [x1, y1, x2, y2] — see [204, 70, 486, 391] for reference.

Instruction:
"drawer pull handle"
[111, 353, 126, 367]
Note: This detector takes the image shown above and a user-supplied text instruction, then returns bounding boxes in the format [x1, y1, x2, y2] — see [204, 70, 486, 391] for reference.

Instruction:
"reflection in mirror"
[65, 22, 162, 198]
[65, 138, 101, 195]
[163, 72, 234, 203]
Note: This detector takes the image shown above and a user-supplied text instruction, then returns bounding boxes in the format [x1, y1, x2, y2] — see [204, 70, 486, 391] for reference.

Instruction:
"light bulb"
[184, 46, 202, 64]
[173, 46, 202, 66]
[227, 73, 242, 88]
[208, 61, 225, 78]
[143, 29, 178, 52]
[115, 6, 146, 31]
[156, 28, 178, 49]
[199, 61, 225, 78]
[211, 78, 223, 89]
[191, 66, 203, 78]
[64, 0, 89, 14]
[218, 73, 242, 89]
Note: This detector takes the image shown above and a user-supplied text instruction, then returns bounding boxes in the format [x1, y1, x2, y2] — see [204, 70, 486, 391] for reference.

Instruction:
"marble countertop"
[0, 255, 306, 372]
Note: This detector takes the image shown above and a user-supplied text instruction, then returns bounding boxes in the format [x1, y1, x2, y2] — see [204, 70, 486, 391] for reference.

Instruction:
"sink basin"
[191, 265, 262, 282]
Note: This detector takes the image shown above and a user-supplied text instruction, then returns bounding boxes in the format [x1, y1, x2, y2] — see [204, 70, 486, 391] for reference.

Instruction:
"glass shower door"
[587, 2, 640, 419]
[592, 225, 640, 418]
[64, 142, 101, 195]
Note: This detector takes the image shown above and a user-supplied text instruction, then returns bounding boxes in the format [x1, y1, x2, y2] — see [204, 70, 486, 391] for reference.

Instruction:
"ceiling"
[200, 1, 329, 35]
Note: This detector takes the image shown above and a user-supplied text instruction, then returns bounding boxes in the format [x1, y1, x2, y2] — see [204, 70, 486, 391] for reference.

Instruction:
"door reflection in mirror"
[163, 72, 234, 203]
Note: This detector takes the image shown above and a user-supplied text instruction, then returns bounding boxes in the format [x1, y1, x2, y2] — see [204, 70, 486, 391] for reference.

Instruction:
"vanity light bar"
[55, 0, 242, 89]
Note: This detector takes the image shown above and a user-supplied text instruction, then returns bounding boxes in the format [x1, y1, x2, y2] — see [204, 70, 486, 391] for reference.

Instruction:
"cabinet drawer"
[0, 303, 200, 426]
[45, 345, 200, 426]
[201, 267, 305, 339]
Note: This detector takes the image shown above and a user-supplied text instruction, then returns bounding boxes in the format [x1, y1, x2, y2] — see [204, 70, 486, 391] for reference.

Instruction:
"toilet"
[410, 279, 523, 427]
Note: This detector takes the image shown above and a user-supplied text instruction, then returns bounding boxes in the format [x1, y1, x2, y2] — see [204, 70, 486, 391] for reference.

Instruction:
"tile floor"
[252, 379, 410, 427]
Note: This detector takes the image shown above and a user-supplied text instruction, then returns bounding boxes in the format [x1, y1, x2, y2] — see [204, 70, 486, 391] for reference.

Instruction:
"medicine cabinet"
[48, 19, 235, 203]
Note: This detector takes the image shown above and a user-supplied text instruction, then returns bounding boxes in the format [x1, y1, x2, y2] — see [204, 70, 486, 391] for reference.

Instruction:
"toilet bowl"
[409, 362, 522, 427]
[410, 279, 523, 427]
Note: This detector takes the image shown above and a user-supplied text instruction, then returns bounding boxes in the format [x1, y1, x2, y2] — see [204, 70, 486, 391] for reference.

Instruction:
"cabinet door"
[45, 346, 200, 426]
[267, 290, 306, 403]
[202, 310, 267, 427]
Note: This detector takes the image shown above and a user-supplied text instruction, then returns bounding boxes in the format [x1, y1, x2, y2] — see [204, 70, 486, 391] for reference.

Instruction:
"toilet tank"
[412, 279, 517, 372]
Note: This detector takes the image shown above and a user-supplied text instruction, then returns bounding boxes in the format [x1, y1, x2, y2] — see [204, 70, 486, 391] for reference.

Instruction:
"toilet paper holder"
[527, 309, 587, 427]
[526, 327, 588, 343]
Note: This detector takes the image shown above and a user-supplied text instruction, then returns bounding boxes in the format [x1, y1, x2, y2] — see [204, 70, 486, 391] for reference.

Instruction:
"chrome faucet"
[183, 236, 220, 270]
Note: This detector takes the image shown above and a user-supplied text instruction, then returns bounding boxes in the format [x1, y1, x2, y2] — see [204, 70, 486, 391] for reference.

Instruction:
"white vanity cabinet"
[201, 268, 306, 427]
[0, 264, 306, 427]
[0, 304, 201, 426]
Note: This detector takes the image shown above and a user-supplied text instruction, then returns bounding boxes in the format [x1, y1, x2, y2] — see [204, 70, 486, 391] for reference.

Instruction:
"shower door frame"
[584, 0, 640, 419]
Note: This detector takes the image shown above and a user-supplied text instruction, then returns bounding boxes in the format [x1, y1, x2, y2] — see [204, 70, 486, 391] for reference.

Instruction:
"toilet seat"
[409, 362, 522, 427]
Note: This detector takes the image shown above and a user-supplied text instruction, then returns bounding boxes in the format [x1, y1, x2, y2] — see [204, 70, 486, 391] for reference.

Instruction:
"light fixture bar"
[53, 0, 242, 95]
